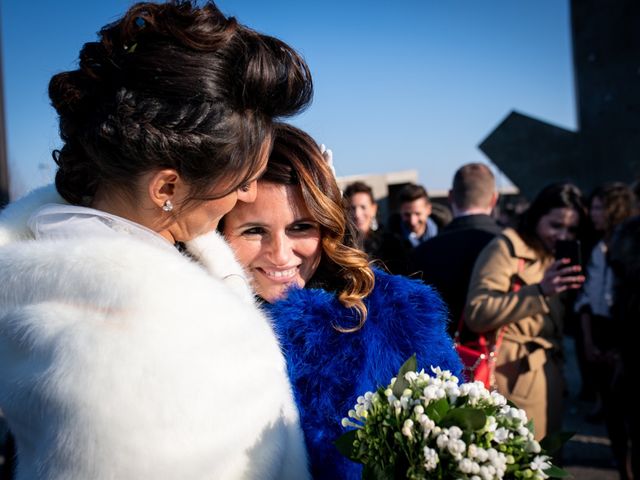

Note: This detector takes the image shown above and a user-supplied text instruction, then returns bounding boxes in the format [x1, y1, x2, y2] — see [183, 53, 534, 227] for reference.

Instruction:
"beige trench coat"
[465, 228, 565, 440]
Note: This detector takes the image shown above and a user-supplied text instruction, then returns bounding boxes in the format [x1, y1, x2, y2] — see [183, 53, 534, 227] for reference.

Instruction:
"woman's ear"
[147, 169, 183, 211]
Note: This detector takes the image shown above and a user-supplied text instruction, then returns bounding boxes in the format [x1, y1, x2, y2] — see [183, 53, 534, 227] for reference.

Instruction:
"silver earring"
[162, 200, 174, 212]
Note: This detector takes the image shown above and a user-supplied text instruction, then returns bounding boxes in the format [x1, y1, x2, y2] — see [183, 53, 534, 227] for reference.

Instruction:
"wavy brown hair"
[263, 124, 375, 331]
[49, 1, 312, 206]
[590, 182, 635, 242]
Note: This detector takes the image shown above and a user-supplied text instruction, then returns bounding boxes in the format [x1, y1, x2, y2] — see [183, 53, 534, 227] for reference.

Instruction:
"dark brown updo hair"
[49, 1, 312, 205]
[262, 124, 375, 331]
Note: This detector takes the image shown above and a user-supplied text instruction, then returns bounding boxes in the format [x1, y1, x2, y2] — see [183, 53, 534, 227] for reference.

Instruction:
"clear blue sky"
[1, 0, 575, 199]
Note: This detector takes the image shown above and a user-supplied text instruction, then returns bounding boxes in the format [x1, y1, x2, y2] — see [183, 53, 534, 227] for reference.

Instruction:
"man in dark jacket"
[411, 163, 502, 335]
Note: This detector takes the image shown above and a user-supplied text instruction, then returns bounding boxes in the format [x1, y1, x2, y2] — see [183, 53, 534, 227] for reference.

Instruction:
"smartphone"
[554, 239, 582, 266]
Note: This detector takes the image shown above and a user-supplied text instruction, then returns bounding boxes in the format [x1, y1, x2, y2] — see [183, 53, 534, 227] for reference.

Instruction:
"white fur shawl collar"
[0, 186, 309, 480]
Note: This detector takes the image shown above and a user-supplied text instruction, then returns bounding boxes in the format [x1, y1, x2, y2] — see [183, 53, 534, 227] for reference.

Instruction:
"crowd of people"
[344, 171, 639, 478]
[0, 1, 638, 479]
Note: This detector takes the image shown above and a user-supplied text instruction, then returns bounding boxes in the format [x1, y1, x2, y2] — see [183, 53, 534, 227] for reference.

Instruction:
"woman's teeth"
[264, 268, 297, 279]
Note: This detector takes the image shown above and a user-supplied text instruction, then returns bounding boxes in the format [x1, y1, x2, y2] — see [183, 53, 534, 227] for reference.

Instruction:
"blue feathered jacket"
[264, 269, 462, 480]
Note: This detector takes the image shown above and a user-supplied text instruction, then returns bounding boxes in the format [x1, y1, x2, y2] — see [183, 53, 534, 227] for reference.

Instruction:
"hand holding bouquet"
[336, 356, 569, 479]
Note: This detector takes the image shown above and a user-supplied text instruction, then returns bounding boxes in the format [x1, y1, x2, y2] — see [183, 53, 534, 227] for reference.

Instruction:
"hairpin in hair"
[124, 16, 146, 52]
[320, 144, 336, 178]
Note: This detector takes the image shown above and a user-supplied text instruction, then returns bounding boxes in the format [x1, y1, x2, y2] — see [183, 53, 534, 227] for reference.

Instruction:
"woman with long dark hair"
[0, 2, 312, 478]
[465, 182, 587, 440]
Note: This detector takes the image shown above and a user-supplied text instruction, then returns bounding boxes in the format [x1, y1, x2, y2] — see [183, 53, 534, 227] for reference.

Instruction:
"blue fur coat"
[264, 269, 462, 480]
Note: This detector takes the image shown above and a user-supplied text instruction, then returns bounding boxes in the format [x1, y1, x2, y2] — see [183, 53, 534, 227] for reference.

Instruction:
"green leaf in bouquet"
[441, 407, 486, 431]
[392, 354, 417, 398]
[543, 464, 572, 478]
[424, 397, 449, 422]
[525, 418, 535, 434]
[334, 429, 361, 462]
[540, 430, 575, 455]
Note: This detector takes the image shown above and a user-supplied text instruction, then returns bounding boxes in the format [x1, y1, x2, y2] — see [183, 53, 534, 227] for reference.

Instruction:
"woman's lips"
[257, 267, 298, 282]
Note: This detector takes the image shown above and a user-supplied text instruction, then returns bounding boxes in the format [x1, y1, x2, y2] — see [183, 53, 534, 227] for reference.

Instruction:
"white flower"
[399, 390, 413, 410]
[418, 414, 436, 439]
[518, 426, 531, 438]
[447, 438, 466, 459]
[404, 371, 418, 382]
[493, 427, 510, 443]
[341, 417, 360, 428]
[459, 382, 485, 405]
[484, 415, 497, 433]
[458, 458, 477, 474]
[423, 447, 439, 471]
[423, 384, 446, 401]
[526, 439, 542, 453]
[444, 380, 461, 402]
[468, 444, 488, 463]
[402, 419, 414, 438]
[503, 406, 528, 425]
[448, 426, 463, 439]
[478, 465, 493, 480]
[436, 432, 449, 449]
[531, 455, 551, 473]
[490, 390, 507, 406]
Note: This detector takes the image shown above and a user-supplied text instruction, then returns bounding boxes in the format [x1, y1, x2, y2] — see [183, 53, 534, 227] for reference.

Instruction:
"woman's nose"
[269, 233, 292, 266]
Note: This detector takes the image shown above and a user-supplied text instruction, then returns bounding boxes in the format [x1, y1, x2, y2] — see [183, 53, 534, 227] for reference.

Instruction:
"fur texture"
[265, 270, 463, 480]
[0, 187, 309, 480]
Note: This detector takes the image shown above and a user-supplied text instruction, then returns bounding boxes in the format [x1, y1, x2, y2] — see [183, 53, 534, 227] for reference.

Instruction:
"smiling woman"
[223, 181, 322, 301]
[222, 123, 462, 480]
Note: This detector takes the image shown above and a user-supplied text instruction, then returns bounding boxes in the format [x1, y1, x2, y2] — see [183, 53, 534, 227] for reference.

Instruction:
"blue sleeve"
[370, 270, 463, 378]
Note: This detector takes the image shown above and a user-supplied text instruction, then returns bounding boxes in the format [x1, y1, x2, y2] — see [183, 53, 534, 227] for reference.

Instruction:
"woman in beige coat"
[466, 183, 586, 440]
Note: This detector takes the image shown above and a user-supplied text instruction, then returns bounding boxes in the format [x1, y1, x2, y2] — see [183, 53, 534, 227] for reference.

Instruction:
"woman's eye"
[242, 227, 265, 236]
[290, 223, 317, 233]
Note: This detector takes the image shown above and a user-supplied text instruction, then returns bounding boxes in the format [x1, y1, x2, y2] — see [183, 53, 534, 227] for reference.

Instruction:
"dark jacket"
[362, 225, 409, 275]
[411, 214, 502, 335]
[264, 269, 462, 480]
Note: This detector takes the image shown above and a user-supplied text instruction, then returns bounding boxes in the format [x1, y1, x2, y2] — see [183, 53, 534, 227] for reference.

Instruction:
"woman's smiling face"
[222, 181, 322, 302]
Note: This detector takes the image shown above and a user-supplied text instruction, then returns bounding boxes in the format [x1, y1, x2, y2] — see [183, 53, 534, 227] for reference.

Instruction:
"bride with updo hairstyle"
[0, 2, 312, 479]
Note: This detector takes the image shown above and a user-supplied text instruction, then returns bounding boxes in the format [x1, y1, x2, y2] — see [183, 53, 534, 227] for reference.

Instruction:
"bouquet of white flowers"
[336, 356, 570, 480]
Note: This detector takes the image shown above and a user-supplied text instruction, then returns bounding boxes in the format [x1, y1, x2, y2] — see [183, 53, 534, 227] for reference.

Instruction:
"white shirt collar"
[28, 203, 176, 254]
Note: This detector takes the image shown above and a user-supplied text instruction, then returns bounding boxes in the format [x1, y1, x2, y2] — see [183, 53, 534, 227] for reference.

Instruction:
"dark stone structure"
[479, 0, 640, 199]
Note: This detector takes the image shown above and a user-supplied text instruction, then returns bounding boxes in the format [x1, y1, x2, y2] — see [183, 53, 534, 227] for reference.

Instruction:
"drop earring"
[162, 200, 174, 212]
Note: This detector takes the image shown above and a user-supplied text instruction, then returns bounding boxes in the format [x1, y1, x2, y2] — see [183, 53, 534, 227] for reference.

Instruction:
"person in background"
[465, 182, 587, 440]
[609, 215, 640, 480]
[343, 181, 408, 274]
[575, 182, 635, 478]
[222, 124, 462, 480]
[395, 183, 439, 248]
[411, 163, 502, 334]
[0, 2, 313, 478]
[631, 178, 640, 213]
